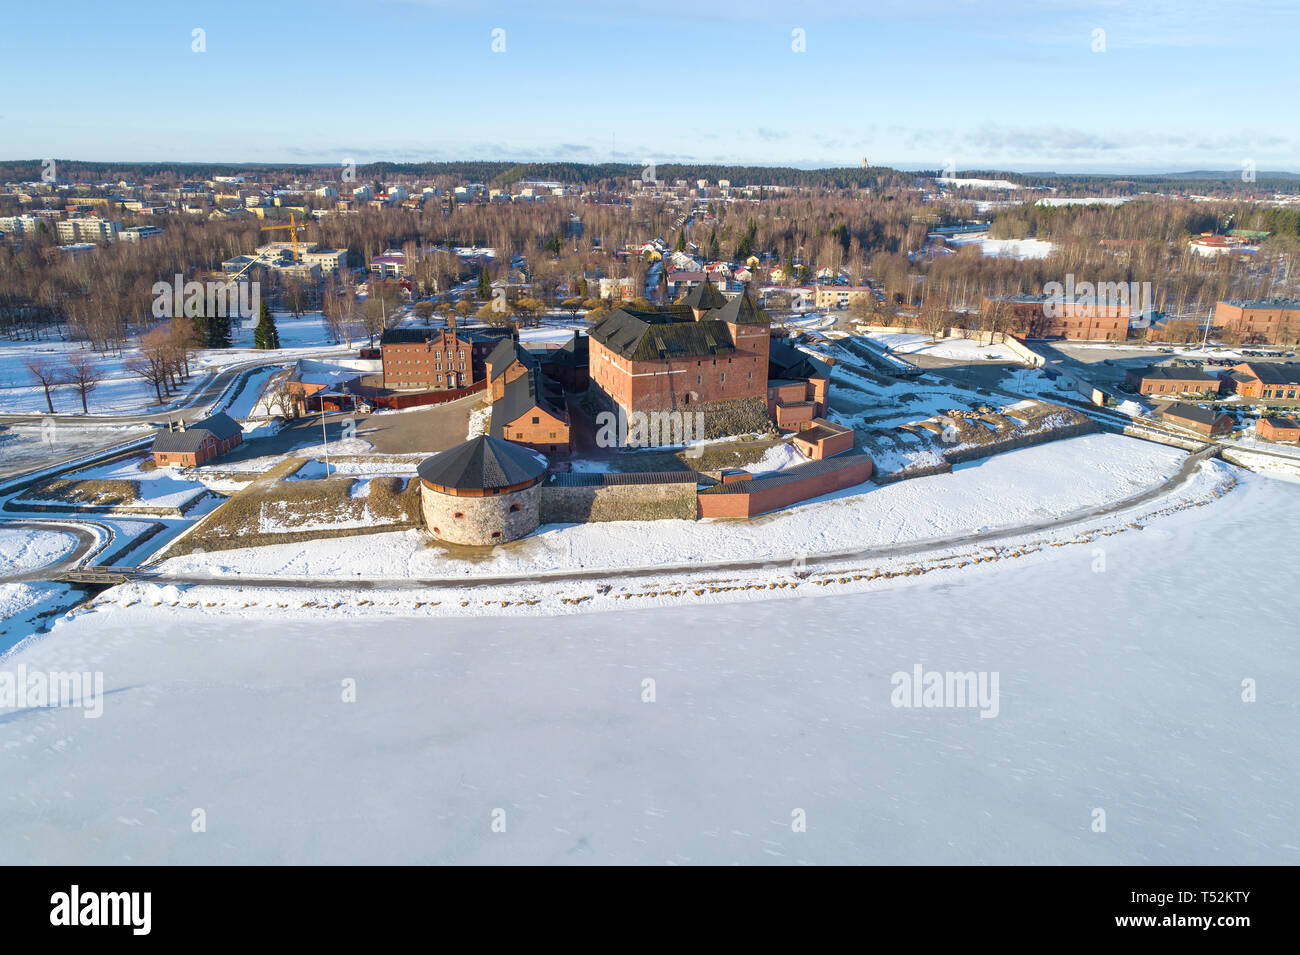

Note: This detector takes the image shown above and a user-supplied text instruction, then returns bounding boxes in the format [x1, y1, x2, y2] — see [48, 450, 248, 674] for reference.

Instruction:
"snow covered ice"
[0, 470, 1295, 864]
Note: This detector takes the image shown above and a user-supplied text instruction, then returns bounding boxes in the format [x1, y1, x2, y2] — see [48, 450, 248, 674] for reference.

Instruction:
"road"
[0, 519, 102, 583]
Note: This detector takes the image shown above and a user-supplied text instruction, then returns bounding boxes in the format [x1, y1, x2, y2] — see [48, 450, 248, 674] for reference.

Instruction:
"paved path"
[0, 519, 102, 583]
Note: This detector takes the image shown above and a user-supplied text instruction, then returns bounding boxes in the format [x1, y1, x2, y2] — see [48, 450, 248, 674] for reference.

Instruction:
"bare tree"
[25, 356, 65, 414]
[128, 327, 174, 404]
[65, 350, 102, 414]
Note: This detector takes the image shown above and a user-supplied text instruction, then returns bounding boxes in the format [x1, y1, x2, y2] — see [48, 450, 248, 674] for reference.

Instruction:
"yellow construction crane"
[260, 212, 305, 262]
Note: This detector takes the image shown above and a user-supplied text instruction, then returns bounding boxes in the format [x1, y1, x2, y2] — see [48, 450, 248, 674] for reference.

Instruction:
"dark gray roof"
[1221, 298, 1300, 309]
[485, 337, 537, 380]
[490, 373, 566, 438]
[589, 308, 737, 361]
[417, 434, 548, 490]
[1137, 365, 1218, 381]
[1239, 362, 1300, 385]
[151, 413, 241, 453]
[769, 338, 831, 381]
[1159, 402, 1230, 426]
[709, 290, 771, 326]
[380, 328, 436, 345]
[682, 280, 727, 311]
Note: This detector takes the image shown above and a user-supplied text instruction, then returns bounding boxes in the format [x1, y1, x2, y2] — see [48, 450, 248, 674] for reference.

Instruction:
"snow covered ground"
[948, 234, 1056, 260]
[0, 312, 351, 416]
[1, 466, 1293, 864]
[1035, 197, 1131, 207]
[0, 526, 78, 574]
[936, 177, 1021, 190]
[158, 435, 1186, 582]
[866, 332, 1020, 362]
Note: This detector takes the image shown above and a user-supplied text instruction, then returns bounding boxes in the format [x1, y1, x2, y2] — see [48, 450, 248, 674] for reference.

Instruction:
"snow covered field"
[1, 468, 1294, 864]
[0, 526, 77, 574]
[867, 332, 1020, 362]
[157, 435, 1186, 582]
[0, 312, 350, 416]
[948, 234, 1056, 260]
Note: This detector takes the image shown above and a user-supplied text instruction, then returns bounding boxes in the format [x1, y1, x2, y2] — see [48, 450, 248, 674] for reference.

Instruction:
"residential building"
[56, 218, 120, 243]
[119, 225, 164, 242]
[814, 285, 874, 309]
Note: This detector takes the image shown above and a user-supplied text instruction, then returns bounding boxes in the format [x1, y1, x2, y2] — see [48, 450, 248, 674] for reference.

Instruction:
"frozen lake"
[0, 472, 1296, 864]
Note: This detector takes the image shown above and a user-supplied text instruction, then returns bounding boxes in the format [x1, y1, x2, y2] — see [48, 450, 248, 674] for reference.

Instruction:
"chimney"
[178, 418, 186, 432]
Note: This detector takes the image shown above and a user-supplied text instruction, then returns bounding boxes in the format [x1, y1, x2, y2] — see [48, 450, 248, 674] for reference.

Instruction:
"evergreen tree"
[207, 316, 232, 348]
[708, 229, 720, 260]
[477, 267, 491, 301]
[579, 277, 588, 297]
[674, 232, 685, 253]
[253, 302, 280, 350]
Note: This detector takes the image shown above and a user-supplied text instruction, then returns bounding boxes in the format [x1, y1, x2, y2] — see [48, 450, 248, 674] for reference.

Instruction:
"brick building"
[379, 318, 501, 391]
[588, 287, 831, 437]
[151, 413, 243, 467]
[984, 294, 1130, 341]
[485, 337, 571, 454]
[768, 338, 832, 430]
[1256, 416, 1300, 442]
[791, 419, 855, 460]
[538, 331, 589, 392]
[1156, 402, 1235, 437]
[1220, 362, 1300, 402]
[589, 286, 771, 423]
[1212, 300, 1300, 345]
[1125, 364, 1221, 397]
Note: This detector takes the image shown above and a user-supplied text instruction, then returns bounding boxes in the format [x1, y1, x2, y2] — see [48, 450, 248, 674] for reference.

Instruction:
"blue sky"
[5, 0, 1298, 172]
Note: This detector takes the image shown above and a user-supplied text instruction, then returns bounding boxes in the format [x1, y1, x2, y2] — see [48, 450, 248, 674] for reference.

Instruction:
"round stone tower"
[416, 434, 548, 546]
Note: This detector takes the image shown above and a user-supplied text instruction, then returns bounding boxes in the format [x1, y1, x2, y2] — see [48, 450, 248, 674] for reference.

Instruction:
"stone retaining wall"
[541, 481, 697, 524]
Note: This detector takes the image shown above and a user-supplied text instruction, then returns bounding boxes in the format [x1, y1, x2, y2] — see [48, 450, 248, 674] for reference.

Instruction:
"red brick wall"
[697, 456, 874, 518]
[503, 406, 570, 453]
[1138, 378, 1218, 395]
[1214, 303, 1300, 345]
[1257, 420, 1300, 441]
